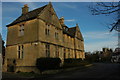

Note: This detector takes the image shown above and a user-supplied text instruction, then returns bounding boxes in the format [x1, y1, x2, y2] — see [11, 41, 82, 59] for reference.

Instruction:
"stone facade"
[4, 3, 85, 73]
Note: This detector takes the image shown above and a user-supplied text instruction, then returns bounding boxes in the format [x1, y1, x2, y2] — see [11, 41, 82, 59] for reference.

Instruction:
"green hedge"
[64, 58, 82, 63]
[36, 57, 61, 71]
[63, 58, 85, 68]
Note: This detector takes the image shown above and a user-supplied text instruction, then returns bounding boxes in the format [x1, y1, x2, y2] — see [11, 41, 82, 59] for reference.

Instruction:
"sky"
[1, 2, 119, 52]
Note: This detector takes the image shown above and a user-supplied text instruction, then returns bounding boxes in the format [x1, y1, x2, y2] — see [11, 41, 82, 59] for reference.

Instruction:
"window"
[48, 29, 50, 35]
[18, 46, 20, 59]
[55, 32, 58, 39]
[21, 45, 24, 59]
[45, 29, 47, 35]
[64, 48, 66, 59]
[17, 45, 24, 59]
[78, 45, 80, 48]
[45, 44, 50, 57]
[45, 23, 51, 36]
[19, 24, 24, 36]
[55, 46, 59, 57]
[45, 29, 50, 35]
[68, 49, 70, 58]
[47, 24, 50, 27]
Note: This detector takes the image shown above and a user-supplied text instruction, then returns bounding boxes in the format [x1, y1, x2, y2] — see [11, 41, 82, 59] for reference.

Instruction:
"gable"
[75, 26, 84, 41]
[38, 3, 62, 29]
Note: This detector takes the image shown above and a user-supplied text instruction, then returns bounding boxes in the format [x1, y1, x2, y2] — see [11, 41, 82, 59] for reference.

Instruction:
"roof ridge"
[7, 4, 48, 27]
[24, 4, 47, 15]
[68, 26, 76, 29]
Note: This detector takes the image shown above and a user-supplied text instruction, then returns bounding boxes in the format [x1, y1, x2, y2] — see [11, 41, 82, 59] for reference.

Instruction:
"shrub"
[36, 57, 61, 71]
[64, 58, 82, 63]
[63, 58, 83, 68]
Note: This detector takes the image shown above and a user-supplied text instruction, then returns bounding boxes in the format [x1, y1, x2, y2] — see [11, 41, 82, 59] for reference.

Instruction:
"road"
[2, 63, 120, 80]
[46, 63, 120, 80]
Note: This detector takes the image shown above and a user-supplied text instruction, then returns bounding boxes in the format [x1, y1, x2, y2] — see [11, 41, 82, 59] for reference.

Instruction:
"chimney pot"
[24, 4, 28, 7]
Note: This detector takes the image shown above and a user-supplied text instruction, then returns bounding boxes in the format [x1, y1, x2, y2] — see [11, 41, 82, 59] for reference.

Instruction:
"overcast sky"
[1, 2, 118, 52]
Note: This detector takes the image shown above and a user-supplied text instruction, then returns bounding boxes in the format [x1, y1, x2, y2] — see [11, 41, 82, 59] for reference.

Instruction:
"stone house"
[3, 3, 85, 72]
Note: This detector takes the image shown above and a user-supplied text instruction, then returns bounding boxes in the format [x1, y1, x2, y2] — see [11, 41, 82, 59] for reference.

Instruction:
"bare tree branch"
[89, 2, 120, 32]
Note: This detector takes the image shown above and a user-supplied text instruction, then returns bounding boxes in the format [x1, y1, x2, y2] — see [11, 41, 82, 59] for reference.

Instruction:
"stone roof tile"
[7, 5, 47, 27]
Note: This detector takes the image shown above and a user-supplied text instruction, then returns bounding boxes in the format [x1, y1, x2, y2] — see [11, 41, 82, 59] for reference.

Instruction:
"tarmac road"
[2, 63, 120, 80]
[46, 63, 120, 80]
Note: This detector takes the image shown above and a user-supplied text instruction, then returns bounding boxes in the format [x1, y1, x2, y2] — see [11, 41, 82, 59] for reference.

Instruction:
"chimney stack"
[59, 17, 64, 24]
[22, 4, 29, 15]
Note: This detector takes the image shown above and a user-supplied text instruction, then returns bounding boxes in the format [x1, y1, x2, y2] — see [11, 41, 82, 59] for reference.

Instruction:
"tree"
[89, 2, 120, 32]
[2, 40, 5, 64]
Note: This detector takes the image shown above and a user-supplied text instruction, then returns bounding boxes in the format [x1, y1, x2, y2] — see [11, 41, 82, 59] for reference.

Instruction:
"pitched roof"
[63, 26, 83, 41]
[62, 25, 76, 37]
[68, 27, 76, 37]
[7, 5, 47, 27]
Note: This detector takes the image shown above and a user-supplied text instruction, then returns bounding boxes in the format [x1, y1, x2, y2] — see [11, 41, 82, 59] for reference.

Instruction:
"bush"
[63, 58, 83, 68]
[36, 57, 61, 71]
[64, 58, 82, 63]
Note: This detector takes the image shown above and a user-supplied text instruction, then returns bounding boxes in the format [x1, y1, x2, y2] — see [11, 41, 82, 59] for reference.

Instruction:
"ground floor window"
[17, 45, 24, 59]
[64, 48, 66, 59]
[46, 44, 50, 57]
[68, 49, 70, 58]
[55, 46, 59, 57]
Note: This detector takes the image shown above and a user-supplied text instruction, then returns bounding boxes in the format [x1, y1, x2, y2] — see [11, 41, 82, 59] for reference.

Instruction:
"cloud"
[83, 31, 117, 39]
[65, 19, 75, 22]
[61, 3, 77, 9]
[84, 31, 118, 52]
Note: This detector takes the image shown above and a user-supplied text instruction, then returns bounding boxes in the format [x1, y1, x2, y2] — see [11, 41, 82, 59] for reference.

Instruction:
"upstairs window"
[19, 24, 24, 36]
[18, 45, 24, 59]
[45, 23, 50, 36]
[47, 24, 50, 27]
[45, 29, 50, 35]
[55, 32, 58, 39]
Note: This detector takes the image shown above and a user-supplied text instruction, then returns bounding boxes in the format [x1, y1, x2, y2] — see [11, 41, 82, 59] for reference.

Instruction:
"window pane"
[21, 30, 24, 36]
[18, 51, 20, 59]
[18, 46, 20, 50]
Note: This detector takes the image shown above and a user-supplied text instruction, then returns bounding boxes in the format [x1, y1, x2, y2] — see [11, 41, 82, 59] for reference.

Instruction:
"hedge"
[64, 58, 82, 63]
[63, 58, 85, 68]
[36, 57, 61, 71]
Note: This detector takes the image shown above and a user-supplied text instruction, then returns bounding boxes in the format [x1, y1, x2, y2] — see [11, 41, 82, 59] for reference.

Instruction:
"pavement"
[2, 63, 120, 80]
